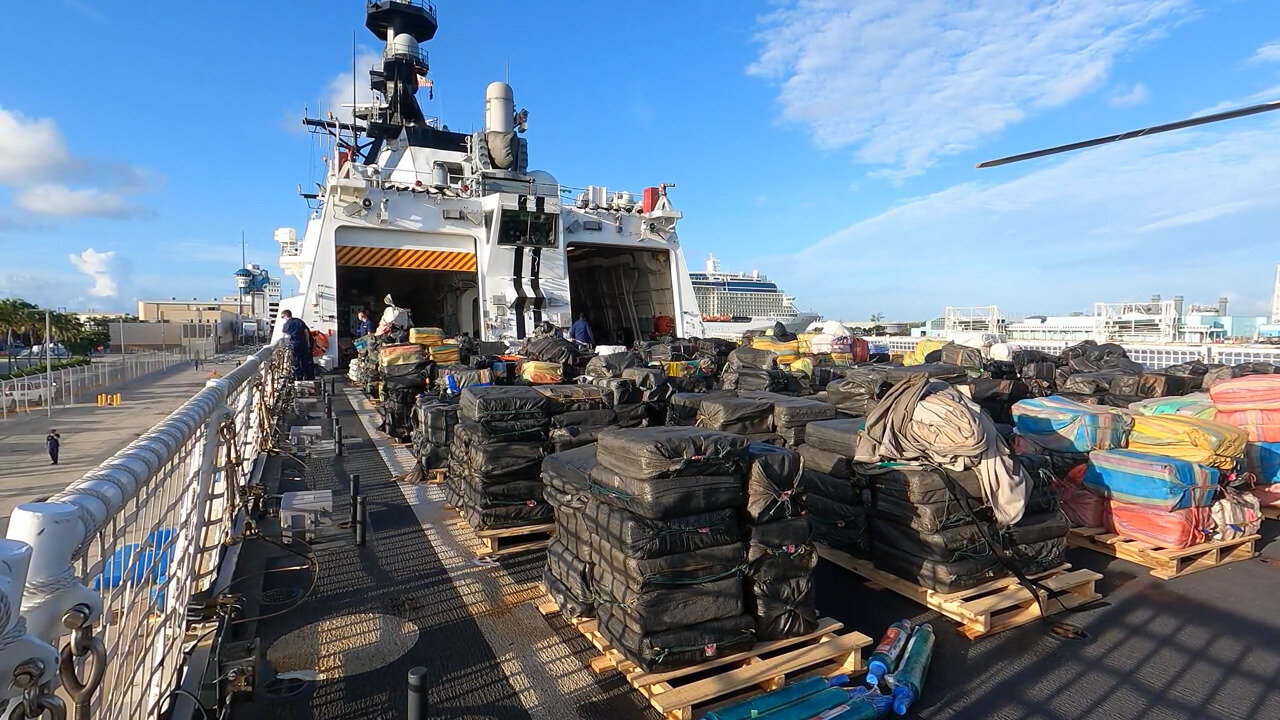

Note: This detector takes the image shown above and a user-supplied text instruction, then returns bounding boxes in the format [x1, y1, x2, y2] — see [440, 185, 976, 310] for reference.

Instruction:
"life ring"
[311, 331, 330, 357]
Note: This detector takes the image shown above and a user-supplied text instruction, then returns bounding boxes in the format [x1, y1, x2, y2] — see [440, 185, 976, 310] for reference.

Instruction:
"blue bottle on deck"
[703, 674, 850, 720]
[865, 619, 914, 686]
[888, 624, 936, 716]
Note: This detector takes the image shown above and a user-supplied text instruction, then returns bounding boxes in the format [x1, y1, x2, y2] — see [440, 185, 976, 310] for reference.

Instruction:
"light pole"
[45, 308, 51, 419]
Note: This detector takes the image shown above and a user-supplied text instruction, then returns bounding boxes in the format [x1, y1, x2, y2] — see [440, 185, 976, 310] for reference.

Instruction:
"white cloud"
[69, 249, 131, 298]
[747, 119, 1280, 319]
[749, 0, 1193, 176]
[16, 184, 142, 219]
[0, 107, 153, 221]
[1109, 82, 1151, 108]
[0, 108, 71, 184]
[324, 51, 381, 124]
[1250, 41, 1280, 64]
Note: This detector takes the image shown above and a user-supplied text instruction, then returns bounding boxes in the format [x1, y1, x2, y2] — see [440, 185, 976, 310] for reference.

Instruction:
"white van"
[1, 380, 50, 410]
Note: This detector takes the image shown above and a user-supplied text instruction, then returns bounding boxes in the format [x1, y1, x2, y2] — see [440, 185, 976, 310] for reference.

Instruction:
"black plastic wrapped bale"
[871, 541, 1004, 594]
[590, 377, 642, 406]
[624, 367, 675, 403]
[879, 364, 969, 385]
[546, 537, 594, 617]
[470, 479, 546, 504]
[588, 465, 744, 520]
[536, 385, 611, 413]
[965, 379, 1032, 425]
[597, 427, 751, 480]
[541, 444, 598, 495]
[1233, 361, 1280, 377]
[454, 418, 549, 445]
[585, 352, 642, 379]
[855, 463, 982, 506]
[696, 337, 739, 358]
[544, 564, 593, 620]
[418, 401, 459, 446]
[582, 501, 742, 560]
[797, 444, 850, 479]
[747, 517, 817, 582]
[1137, 372, 1196, 398]
[464, 500, 554, 531]
[722, 367, 789, 393]
[592, 543, 747, 634]
[1160, 361, 1210, 390]
[695, 396, 774, 435]
[805, 494, 868, 555]
[1009, 537, 1068, 575]
[870, 517, 997, 563]
[613, 403, 650, 429]
[939, 343, 985, 369]
[520, 335, 582, 364]
[861, 489, 989, 535]
[668, 391, 734, 427]
[460, 385, 551, 422]
[749, 576, 818, 641]
[770, 396, 837, 430]
[799, 469, 859, 506]
[1058, 371, 1137, 396]
[726, 347, 780, 371]
[551, 408, 616, 429]
[804, 418, 865, 456]
[549, 428, 601, 452]
[382, 360, 432, 390]
[648, 343, 696, 363]
[466, 442, 546, 482]
[595, 609, 757, 672]
[1202, 365, 1235, 388]
[745, 444, 803, 524]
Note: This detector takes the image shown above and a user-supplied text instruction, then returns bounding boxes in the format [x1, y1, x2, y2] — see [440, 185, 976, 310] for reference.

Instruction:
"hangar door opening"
[566, 244, 675, 346]
[335, 242, 479, 342]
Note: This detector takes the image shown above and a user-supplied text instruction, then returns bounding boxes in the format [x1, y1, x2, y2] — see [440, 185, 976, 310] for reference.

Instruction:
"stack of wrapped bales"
[1210, 378, 1280, 509]
[450, 387, 554, 532]
[623, 366, 675, 426]
[349, 334, 381, 397]
[1080, 450, 1223, 548]
[743, 444, 818, 640]
[411, 398, 457, 471]
[378, 343, 430, 441]
[720, 348, 788, 393]
[537, 385, 615, 452]
[696, 395, 776, 443]
[542, 445, 600, 620]
[795, 419, 868, 555]
[586, 428, 757, 671]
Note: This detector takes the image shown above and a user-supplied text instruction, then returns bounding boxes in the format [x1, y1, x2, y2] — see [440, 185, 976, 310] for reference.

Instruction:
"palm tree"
[0, 298, 39, 373]
[49, 311, 85, 356]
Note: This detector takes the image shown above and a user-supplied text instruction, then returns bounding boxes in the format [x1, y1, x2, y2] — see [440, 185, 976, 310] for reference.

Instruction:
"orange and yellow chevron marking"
[335, 245, 477, 272]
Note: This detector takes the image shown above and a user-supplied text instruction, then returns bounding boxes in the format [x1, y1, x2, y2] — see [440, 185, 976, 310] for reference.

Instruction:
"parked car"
[1, 379, 50, 410]
[15, 344, 71, 360]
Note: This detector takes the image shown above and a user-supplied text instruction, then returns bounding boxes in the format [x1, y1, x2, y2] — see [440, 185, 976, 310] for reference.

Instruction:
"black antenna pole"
[977, 99, 1280, 168]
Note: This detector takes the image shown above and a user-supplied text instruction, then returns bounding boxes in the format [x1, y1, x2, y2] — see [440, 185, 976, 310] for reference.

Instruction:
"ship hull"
[699, 312, 821, 340]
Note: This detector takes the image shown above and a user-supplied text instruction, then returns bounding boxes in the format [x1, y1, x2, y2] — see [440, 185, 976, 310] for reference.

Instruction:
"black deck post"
[355, 495, 367, 546]
[350, 473, 361, 529]
[333, 418, 343, 455]
[407, 666, 427, 720]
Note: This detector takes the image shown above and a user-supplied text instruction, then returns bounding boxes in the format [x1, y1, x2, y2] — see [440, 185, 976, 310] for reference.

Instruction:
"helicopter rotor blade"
[976, 99, 1280, 168]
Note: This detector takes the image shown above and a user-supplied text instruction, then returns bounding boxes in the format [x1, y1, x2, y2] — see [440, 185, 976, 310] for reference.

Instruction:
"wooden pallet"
[538, 598, 871, 720]
[473, 523, 555, 557]
[426, 468, 446, 485]
[816, 545, 1101, 640]
[1067, 527, 1259, 580]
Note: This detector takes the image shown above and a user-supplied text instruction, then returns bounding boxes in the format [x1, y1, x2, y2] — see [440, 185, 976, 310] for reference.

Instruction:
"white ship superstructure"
[273, 0, 703, 367]
[691, 255, 819, 339]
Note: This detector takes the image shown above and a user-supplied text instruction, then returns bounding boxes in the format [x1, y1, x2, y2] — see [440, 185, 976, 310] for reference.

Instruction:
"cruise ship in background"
[691, 255, 820, 339]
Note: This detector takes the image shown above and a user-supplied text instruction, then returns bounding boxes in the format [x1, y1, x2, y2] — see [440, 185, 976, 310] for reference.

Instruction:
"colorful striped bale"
[1126, 415, 1246, 470]
[1083, 449, 1219, 511]
[1012, 396, 1133, 453]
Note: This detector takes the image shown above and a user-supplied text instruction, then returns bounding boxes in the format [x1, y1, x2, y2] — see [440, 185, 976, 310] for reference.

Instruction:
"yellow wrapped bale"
[903, 338, 948, 366]
[751, 336, 801, 356]
[797, 332, 817, 355]
[1127, 414, 1248, 470]
[429, 344, 461, 364]
[787, 357, 814, 377]
[409, 327, 446, 346]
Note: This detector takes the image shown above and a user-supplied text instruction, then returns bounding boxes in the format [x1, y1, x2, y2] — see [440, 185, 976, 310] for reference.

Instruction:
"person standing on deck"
[570, 313, 594, 346]
[46, 429, 60, 465]
[355, 310, 374, 338]
[279, 310, 316, 380]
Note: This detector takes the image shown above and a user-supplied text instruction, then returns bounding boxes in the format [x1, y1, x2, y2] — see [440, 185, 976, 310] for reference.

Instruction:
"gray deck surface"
[231, 388, 1280, 720]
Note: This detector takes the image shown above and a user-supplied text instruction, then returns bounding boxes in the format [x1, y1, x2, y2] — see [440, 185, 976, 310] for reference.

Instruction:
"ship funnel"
[485, 82, 515, 133]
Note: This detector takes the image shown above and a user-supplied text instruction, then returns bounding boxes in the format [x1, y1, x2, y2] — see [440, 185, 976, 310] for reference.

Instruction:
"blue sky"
[2, 0, 1280, 322]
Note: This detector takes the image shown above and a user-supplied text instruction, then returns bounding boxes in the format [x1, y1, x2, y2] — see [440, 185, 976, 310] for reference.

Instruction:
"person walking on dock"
[46, 429, 60, 465]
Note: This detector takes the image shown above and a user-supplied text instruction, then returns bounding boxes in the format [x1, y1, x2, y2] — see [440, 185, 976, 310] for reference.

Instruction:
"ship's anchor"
[57, 605, 105, 720]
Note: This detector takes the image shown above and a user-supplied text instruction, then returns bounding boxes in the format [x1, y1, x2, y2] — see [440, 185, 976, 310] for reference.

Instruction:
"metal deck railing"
[0, 342, 293, 720]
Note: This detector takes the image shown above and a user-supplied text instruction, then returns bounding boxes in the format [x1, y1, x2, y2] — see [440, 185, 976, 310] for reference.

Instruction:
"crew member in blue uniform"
[280, 309, 315, 380]
[570, 313, 594, 346]
[355, 310, 374, 338]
